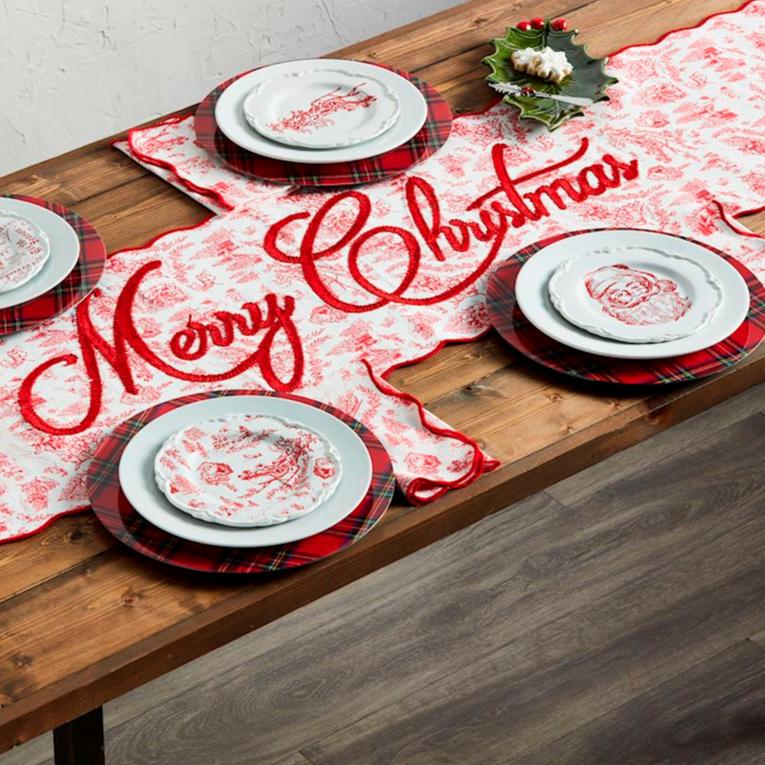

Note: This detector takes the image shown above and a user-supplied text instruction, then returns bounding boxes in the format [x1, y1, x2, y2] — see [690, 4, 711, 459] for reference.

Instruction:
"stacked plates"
[0, 195, 106, 336]
[87, 390, 395, 574]
[196, 59, 452, 186]
[487, 229, 764, 384]
[0, 198, 79, 305]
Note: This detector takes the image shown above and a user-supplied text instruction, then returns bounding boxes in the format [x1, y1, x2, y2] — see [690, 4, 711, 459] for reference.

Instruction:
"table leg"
[53, 706, 105, 765]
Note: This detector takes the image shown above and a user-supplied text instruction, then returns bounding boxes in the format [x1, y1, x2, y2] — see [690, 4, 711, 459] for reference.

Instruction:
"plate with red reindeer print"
[244, 67, 401, 150]
[214, 58, 427, 164]
[514, 229, 750, 360]
[547, 247, 724, 344]
[119, 394, 373, 547]
[154, 414, 343, 527]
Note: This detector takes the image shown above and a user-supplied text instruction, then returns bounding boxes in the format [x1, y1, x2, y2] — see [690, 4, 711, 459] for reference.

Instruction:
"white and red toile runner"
[1, 1, 765, 542]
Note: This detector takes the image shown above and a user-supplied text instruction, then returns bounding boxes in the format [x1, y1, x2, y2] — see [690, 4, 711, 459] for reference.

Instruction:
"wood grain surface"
[0, 0, 763, 753]
[4, 382, 763, 765]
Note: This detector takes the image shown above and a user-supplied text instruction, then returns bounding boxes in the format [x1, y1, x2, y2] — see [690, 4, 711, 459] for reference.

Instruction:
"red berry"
[517, 20, 532, 31]
[530, 17, 546, 30]
[551, 18, 568, 31]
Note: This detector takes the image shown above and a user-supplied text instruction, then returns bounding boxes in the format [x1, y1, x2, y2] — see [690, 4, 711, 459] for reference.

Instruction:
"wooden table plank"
[0, 0, 762, 753]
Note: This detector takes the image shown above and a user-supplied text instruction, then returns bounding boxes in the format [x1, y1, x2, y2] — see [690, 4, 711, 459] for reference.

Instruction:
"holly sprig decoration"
[482, 17, 617, 130]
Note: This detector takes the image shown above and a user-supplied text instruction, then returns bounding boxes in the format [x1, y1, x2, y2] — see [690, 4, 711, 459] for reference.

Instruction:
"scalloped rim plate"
[514, 229, 750, 360]
[154, 414, 343, 528]
[214, 58, 428, 164]
[548, 247, 724, 343]
[119, 395, 373, 548]
[0, 199, 80, 309]
[244, 67, 401, 149]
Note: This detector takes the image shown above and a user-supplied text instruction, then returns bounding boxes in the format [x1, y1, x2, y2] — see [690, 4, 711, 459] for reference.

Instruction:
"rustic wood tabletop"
[0, 0, 762, 761]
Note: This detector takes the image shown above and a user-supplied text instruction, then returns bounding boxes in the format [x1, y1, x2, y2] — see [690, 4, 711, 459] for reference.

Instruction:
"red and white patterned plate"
[547, 247, 724, 344]
[87, 390, 394, 574]
[487, 228, 765, 385]
[513, 229, 751, 359]
[0, 195, 105, 337]
[154, 413, 342, 527]
[243, 66, 403, 150]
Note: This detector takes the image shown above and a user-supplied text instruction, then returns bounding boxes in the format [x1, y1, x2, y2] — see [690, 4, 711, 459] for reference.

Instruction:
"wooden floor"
[4, 383, 765, 765]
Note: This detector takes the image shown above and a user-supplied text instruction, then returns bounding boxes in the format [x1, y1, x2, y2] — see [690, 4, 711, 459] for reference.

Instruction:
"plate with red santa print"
[118, 392, 374, 547]
[154, 413, 343, 527]
[487, 228, 765, 385]
[244, 67, 401, 150]
[547, 247, 724, 344]
[514, 229, 750, 359]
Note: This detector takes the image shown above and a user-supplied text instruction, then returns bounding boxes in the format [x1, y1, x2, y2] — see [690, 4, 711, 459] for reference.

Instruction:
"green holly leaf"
[482, 23, 617, 130]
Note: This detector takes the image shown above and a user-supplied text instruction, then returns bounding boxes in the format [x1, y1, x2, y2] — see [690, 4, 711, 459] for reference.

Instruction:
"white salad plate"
[154, 413, 343, 528]
[547, 247, 724, 344]
[0, 211, 51, 293]
[515, 230, 750, 360]
[244, 67, 401, 149]
[215, 59, 428, 164]
[0, 198, 80, 310]
[119, 395, 373, 548]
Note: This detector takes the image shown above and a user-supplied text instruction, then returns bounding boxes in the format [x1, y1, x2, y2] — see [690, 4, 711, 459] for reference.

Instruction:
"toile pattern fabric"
[1, 1, 765, 542]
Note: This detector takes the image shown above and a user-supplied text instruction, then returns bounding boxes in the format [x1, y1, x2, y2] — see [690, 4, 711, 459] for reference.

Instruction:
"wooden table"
[1, 1, 762, 763]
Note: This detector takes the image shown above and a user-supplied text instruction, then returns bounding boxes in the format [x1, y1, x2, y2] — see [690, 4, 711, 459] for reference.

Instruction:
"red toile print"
[267, 83, 377, 135]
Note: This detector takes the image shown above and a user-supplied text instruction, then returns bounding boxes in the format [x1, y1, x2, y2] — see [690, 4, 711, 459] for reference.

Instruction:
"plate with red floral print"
[119, 395, 372, 547]
[515, 229, 750, 360]
[244, 67, 401, 150]
[154, 414, 343, 527]
[547, 247, 724, 344]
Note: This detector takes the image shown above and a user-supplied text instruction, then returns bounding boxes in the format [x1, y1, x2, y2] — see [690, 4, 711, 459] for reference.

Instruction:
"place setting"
[0, 194, 106, 336]
[86, 389, 395, 574]
[487, 228, 765, 384]
[194, 57, 453, 186]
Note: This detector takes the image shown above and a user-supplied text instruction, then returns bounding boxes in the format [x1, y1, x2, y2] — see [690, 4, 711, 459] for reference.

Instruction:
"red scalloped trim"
[361, 333, 501, 505]
[120, 117, 236, 212]
[0, 504, 90, 545]
[715, 198, 765, 241]
[608, 0, 758, 57]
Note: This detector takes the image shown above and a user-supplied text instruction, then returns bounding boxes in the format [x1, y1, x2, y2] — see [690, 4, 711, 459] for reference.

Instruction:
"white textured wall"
[0, 0, 457, 175]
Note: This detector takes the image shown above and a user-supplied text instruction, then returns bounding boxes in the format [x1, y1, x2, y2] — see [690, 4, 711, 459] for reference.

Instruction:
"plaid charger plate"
[86, 389, 395, 574]
[487, 229, 765, 385]
[194, 64, 453, 188]
[0, 195, 106, 336]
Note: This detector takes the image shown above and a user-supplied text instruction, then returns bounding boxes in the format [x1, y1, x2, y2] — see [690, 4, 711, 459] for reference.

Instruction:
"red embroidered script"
[264, 138, 639, 311]
[19, 139, 638, 436]
[20, 261, 303, 435]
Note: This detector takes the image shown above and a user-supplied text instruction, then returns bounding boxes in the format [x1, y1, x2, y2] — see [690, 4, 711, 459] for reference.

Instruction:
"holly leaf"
[482, 23, 617, 131]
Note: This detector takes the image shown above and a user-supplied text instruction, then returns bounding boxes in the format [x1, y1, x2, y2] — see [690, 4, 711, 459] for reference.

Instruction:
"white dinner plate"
[215, 59, 428, 164]
[547, 247, 724, 344]
[119, 395, 373, 548]
[514, 230, 750, 360]
[0, 198, 80, 309]
[245, 67, 400, 149]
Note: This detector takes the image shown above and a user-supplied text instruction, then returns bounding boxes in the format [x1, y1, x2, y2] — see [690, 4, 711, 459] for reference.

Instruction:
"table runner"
[1, 1, 764, 543]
